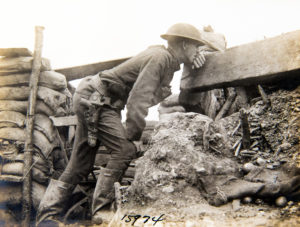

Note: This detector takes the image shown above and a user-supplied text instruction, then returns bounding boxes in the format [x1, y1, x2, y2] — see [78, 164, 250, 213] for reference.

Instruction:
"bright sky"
[1, 0, 300, 120]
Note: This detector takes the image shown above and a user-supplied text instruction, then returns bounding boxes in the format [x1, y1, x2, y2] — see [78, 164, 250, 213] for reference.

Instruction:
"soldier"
[36, 23, 208, 225]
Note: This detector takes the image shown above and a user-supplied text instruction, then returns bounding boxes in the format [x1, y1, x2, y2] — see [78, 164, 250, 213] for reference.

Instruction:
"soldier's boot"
[91, 168, 123, 225]
[36, 179, 75, 226]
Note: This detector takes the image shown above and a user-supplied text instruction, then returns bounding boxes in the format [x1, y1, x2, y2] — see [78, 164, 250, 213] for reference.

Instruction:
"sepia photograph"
[0, 0, 300, 226]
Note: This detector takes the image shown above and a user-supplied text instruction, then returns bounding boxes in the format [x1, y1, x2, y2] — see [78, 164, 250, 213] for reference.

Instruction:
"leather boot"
[36, 179, 75, 226]
[91, 168, 123, 225]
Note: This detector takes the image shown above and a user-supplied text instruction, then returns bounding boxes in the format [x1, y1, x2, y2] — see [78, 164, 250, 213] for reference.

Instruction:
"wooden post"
[22, 26, 44, 226]
[240, 108, 251, 150]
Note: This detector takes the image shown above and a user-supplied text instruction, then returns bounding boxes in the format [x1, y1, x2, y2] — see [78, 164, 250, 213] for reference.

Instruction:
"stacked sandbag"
[0, 48, 69, 192]
[158, 94, 186, 120]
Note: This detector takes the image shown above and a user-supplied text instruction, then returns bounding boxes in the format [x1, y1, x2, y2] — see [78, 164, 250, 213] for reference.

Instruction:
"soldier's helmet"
[161, 23, 207, 45]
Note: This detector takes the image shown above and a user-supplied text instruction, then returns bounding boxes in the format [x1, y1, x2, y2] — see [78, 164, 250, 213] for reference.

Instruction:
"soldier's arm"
[125, 56, 165, 141]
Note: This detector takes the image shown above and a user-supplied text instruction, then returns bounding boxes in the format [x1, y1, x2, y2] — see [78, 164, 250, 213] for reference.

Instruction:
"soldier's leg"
[92, 107, 136, 224]
[37, 94, 99, 225]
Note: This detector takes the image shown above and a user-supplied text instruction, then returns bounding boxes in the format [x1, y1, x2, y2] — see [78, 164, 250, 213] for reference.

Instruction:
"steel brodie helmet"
[161, 23, 207, 45]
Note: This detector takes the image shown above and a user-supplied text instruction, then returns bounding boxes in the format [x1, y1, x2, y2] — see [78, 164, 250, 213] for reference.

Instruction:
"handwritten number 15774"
[121, 214, 165, 226]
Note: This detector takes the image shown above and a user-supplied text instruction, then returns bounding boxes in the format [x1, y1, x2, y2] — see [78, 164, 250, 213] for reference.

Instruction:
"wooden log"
[55, 57, 130, 81]
[0, 48, 32, 57]
[0, 56, 51, 75]
[180, 30, 300, 92]
[0, 71, 67, 91]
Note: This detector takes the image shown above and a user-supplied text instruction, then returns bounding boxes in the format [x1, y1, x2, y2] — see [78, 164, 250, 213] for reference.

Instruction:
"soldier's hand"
[192, 46, 213, 69]
[161, 86, 172, 99]
[192, 50, 206, 69]
[133, 141, 145, 158]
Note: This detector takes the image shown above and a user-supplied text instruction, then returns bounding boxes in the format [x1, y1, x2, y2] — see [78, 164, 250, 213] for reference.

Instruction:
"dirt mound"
[122, 86, 300, 225]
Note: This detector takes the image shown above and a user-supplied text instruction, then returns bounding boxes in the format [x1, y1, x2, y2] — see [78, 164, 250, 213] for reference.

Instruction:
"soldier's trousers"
[59, 92, 136, 185]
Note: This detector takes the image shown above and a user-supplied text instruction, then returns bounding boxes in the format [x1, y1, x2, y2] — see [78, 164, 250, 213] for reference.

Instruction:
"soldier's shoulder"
[145, 45, 171, 61]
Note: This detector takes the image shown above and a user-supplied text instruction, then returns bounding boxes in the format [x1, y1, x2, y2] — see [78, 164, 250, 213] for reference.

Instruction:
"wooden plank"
[49, 115, 78, 126]
[0, 48, 32, 57]
[180, 30, 300, 92]
[55, 57, 130, 81]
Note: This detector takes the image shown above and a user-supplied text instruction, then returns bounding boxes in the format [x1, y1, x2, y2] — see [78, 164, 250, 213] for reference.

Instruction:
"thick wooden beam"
[55, 57, 130, 81]
[49, 115, 78, 126]
[180, 30, 300, 92]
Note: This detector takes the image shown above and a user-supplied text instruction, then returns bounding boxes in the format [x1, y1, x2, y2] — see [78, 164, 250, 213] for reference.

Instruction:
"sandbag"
[34, 114, 57, 142]
[0, 127, 25, 141]
[0, 48, 32, 57]
[32, 154, 51, 174]
[0, 57, 51, 75]
[158, 105, 186, 115]
[39, 71, 67, 90]
[0, 112, 59, 142]
[160, 94, 180, 107]
[0, 122, 19, 128]
[0, 86, 67, 110]
[0, 181, 22, 204]
[0, 100, 66, 116]
[32, 166, 50, 184]
[33, 130, 60, 159]
[0, 128, 59, 159]
[0, 71, 67, 90]
[1, 162, 23, 176]
[0, 111, 25, 128]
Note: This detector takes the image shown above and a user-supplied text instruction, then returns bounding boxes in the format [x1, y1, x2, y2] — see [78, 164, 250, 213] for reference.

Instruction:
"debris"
[275, 196, 287, 207]
[232, 199, 241, 212]
[215, 87, 237, 120]
[234, 141, 242, 156]
[256, 158, 267, 166]
[242, 163, 255, 173]
[257, 85, 271, 107]
[242, 196, 252, 204]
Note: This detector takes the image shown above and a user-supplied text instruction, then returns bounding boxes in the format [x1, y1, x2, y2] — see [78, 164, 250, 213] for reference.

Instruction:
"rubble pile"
[0, 49, 71, 210]
[125, 85, 300, 223]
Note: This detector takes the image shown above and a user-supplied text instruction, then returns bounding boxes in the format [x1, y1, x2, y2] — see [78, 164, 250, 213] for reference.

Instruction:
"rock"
[255, 198, 264, 205]
[242, 163, 255, 173]
[242, 196, 252, 204]
[162, 185, 175, 193]
[256, 157, 266, 166]
[276, 196, 287, 207]
[278, 143, 292, 152]
[232, 199, 241, 211]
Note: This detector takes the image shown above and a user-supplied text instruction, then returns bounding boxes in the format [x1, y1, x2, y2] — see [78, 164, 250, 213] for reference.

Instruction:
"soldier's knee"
[122, 140, 136, 159]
